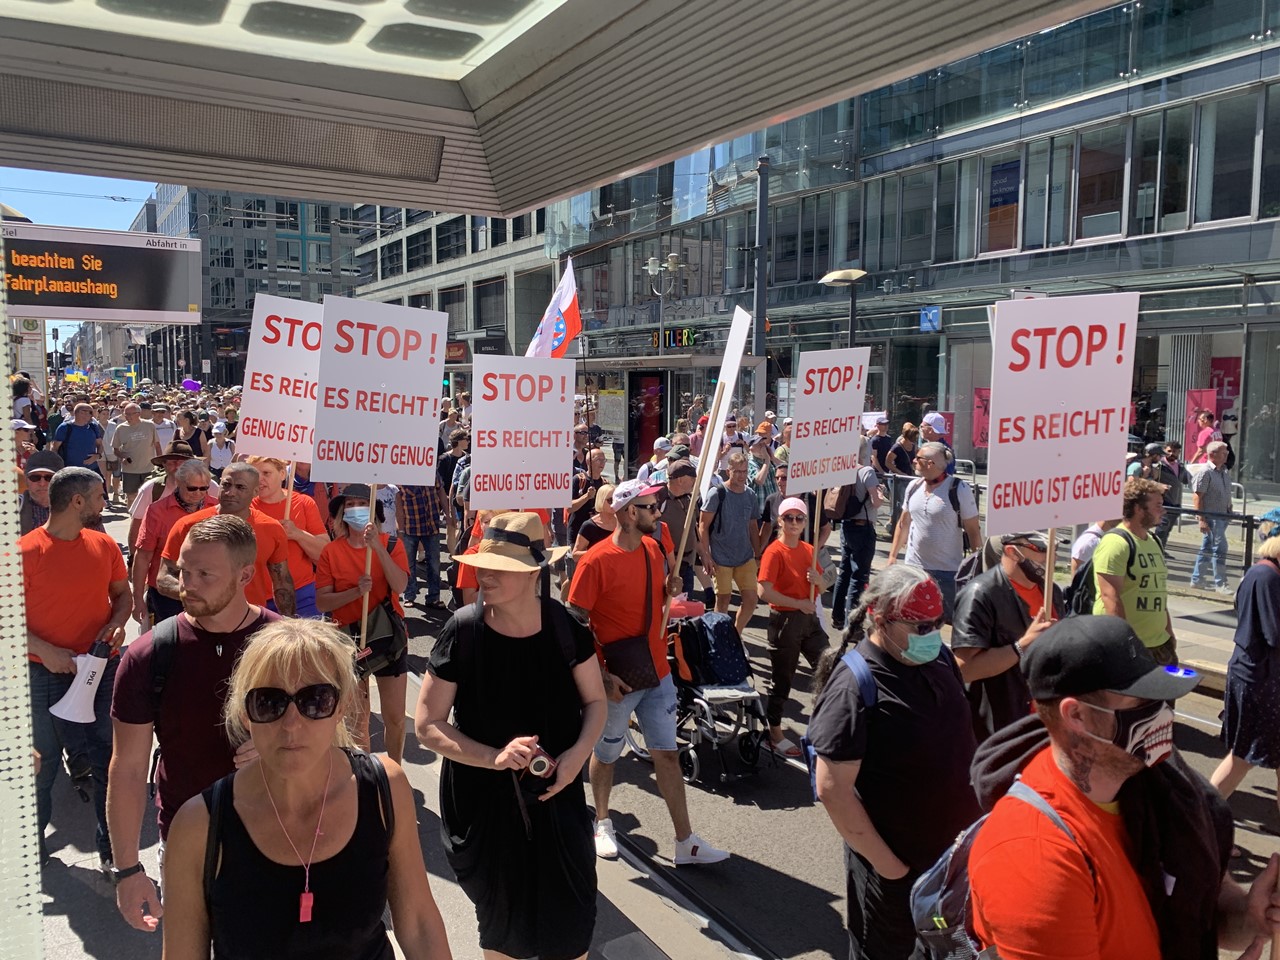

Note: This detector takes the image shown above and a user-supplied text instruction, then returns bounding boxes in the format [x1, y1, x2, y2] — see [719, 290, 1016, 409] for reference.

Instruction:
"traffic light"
[442, 371, 451, 394]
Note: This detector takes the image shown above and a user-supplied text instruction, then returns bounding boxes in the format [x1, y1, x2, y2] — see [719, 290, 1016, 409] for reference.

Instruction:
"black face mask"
[1012, 548, 1045, 583]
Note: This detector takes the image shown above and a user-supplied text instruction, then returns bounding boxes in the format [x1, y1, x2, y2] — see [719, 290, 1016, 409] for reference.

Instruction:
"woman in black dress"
[416, 513, 607, 960]
[1212, 533, 1280, 804]
[163, 618, 451, 960]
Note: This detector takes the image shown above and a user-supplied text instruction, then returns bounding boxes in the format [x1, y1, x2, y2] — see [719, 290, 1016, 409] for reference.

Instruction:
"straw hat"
[454, 512, 569, 572]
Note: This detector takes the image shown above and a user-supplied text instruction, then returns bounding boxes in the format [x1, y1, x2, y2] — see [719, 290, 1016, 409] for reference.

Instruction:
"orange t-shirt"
[162, 506, 290, 607]
[568, 535, 669, 680]
[467, 508, 552, 544]
[253, 493, 325, 588]
[970, 747, 1161, 960]
[22, 527, 127, 661]
[315, 535, 408, 628]
[456, 543, 480, 591]
[758, 539, 821, 611]
[1010, 577, 1046, 620]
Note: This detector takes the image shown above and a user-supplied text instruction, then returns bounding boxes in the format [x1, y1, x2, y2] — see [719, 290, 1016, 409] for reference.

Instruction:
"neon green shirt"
[1091, 529, 1170, 648]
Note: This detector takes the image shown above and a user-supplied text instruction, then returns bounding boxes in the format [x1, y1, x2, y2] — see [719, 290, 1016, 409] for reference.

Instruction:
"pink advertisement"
[1184, 388, 1217, 454]
[1210, 356, 1241, 404]
[973, 389, 991, 449]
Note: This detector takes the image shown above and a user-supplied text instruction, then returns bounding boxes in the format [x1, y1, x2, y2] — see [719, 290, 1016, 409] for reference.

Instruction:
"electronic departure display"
[2, 222, 202, 325]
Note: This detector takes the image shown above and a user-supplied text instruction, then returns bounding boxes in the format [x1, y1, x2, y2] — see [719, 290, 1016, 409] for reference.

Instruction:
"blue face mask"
[887, 621, 943, 665]
[344, 506, 370, 530]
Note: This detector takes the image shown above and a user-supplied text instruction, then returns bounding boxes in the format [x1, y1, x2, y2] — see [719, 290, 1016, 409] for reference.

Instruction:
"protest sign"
[986, 293, 1139, 535]
[787, 347, 871, 496]
[235, 296, 321, 461]
[861, 411, 886, 433]
[469, 355, 576, 509]
[698, 306, 753, 498]
[310, 296, 448, 485]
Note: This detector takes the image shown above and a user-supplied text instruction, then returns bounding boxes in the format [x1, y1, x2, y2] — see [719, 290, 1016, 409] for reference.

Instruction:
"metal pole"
[658, 281, 665, 358]
[753, 155, 770, 419]
[849, 282, 858, 348]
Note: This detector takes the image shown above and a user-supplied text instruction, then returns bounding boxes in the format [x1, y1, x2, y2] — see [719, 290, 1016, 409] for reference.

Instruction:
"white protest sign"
[469, 355, 576, 509]
[310, 296, 448, 485]
[787, 347, 871, 496]
[234, 295, 321, 461]
[861, 411, 886, 432]
[699, 305, 753, 498]
[985, 292, 1139, 535]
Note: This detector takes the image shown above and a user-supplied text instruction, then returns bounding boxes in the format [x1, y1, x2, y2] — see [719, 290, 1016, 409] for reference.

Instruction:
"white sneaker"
[594, 819, 619, 860]
[674, 833, 729, 865]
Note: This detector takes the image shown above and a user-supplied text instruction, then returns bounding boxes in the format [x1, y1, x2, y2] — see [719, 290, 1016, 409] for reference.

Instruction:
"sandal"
[764, 737, 802, 759]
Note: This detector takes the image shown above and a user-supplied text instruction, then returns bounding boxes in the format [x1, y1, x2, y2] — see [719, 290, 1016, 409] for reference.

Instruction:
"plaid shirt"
[396, 478, 445, 536]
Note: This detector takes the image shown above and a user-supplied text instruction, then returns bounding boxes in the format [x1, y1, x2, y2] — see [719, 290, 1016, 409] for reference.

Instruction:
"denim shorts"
[594, 673, 678, 763]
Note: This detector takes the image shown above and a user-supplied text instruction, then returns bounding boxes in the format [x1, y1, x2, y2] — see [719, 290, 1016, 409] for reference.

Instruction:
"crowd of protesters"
[18, 370, 1280, 960]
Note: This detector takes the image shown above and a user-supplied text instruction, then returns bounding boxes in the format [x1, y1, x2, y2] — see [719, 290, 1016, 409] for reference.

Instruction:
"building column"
[1167, 333, 1211, 445]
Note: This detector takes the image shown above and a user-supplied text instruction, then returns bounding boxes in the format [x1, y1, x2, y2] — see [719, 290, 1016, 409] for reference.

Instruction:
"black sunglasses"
[631, 502, 661, 513]
[894, 618, 944, 636]
[245, 684, 339, 723]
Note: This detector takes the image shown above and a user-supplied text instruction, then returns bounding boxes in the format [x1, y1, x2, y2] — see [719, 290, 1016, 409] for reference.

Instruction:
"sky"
[1, 166, 156, 350]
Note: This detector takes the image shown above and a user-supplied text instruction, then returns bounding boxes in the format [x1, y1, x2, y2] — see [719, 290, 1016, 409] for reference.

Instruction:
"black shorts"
[372, 646, 409, 678]
[122, 471, 149, 495]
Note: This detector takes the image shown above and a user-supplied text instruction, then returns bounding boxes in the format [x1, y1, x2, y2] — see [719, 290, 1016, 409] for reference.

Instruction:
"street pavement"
[36, 497, 1280, 960]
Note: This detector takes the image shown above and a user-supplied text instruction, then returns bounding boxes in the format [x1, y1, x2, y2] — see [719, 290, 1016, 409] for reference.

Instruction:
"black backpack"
[1065, 528, 1138, 616]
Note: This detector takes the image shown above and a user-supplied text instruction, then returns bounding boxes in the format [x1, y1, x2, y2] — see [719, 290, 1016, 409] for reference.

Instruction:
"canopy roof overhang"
[0, 0, 1118, 215]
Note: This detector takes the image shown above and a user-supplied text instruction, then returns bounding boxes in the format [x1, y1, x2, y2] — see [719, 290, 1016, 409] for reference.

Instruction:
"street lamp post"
[645, 252, 685, 357]
[820, 268, 869, 347]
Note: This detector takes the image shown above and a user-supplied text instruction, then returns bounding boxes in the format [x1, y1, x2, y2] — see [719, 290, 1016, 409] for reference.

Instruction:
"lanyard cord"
[261, 748, 333, 897]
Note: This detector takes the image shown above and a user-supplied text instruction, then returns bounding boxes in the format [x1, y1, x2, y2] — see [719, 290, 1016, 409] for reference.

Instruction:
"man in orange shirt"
[156, 461, 296, 615]
[23, 466, 131, 872]
[756, 496, 827, 758]
[569, 479, 729, 867]
[249, 456, 327, 618]
[130, 458, 218, 626]
[970, 617, 1279, 960]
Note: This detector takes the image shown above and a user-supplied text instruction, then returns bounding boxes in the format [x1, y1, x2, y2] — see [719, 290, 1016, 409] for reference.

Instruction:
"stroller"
[625, 612, 769, 784]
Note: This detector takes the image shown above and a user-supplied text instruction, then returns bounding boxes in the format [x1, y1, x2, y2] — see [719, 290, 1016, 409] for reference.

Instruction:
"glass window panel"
[436, 217, 467, 262]
[773, 201, 800, 284]
[900, 170, 934, 265]
[725, 214, 748, 290]
[1160, 105, 1194, 230]
[861, 74, 934, 154]
[1024, 139, 1051, 250]
[1077, 124, 1127, 239]
[1131, 114, 1162, 236]
[1139, 0, 1261, 73]
[1261, 85, 1280, 217]
[1048, 136, 1075, 246]
[799, 195, 817, 282]
[813, 192, 831, 279]
[475, 277, 506, 328]
[1023, 8, 1132, 109]
[935, 42, 1024, 136]
[832, 185, 862, 266]
[1196, 92, 1259, 223]
[935, 162, 958, 263]
[880, 178, 899, 269]
[864, 179, 883, 271]
[980, 149, 1021, 253]
[957, 157, 979, 260]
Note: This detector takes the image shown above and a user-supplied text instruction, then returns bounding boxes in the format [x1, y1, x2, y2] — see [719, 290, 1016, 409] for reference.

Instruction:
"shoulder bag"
[596, 543, 661, 691]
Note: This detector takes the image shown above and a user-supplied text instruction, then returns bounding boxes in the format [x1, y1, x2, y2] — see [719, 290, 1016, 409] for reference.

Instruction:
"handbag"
[822, 485, 849, 520]
[598, 544, 661, 691]
[350, 598, 408, 680]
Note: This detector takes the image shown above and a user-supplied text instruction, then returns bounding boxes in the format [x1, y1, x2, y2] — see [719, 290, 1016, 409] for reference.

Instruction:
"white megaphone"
[50, 641, 112, 724]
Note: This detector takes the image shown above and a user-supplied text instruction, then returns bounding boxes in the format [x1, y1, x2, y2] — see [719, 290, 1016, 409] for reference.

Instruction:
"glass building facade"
[545, 0, 1280, 494]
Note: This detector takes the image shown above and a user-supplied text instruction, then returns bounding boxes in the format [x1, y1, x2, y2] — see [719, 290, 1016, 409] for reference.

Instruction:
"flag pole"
[662, 379, 729, 637]
[284, 461, 296, 521]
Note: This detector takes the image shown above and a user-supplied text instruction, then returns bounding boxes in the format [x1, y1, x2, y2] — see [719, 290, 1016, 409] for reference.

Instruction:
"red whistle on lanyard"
[299, 891, 314, 923]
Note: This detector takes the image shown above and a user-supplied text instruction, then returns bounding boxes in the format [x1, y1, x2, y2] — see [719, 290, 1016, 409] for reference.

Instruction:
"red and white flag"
[526, 257, 581, 358]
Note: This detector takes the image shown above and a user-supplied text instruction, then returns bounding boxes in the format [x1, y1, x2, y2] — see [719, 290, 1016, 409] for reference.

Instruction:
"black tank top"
[203, 750, 393, 960]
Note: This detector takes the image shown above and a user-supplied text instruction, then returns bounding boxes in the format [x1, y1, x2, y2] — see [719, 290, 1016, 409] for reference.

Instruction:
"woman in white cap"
[415, 512, 606, 960]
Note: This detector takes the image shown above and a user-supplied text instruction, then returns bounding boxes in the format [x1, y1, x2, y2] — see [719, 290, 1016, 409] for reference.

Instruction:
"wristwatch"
[111, 862, 146, 881]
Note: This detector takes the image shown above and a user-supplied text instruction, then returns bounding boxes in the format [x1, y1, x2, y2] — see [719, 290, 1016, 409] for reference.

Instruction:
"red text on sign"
[248, 372, 316, 399]
[238, 417, 311, 446]
[1008, 324, 1124, 372]
[261, 314, 322, 351]
[989, 470, 1124, 510]
[472, 471, 570, 493]
[791, 415, 861, 440]
[474, 429, 570, 449]
[995, 405, 1128, 443]
[320, 386, 436, 418]
[314, 438, 436, 468]
[802, 365, 864, 395]
[333, 320, 436, 363]
[479, 372, 567, 404]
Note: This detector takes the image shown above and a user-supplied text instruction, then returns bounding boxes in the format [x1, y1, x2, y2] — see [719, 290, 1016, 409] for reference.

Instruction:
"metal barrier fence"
[1159, 505, 1262, 591]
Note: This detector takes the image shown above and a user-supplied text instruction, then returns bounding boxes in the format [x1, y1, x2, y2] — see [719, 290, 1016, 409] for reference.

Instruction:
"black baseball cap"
[1024, 616, 1198, 702]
